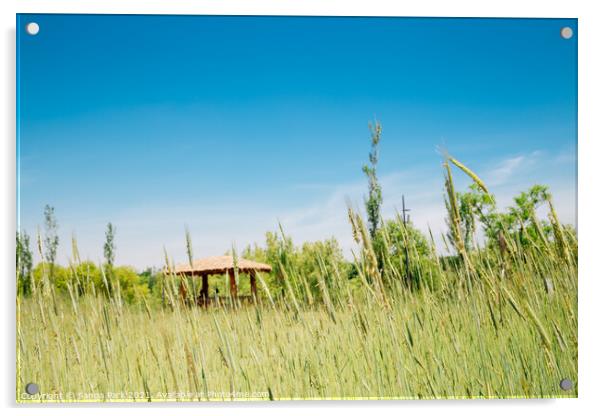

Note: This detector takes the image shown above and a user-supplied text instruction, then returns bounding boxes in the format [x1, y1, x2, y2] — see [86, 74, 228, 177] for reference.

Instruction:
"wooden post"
[250, 270, 257, 301]
[228, 269, 237, 299]
[179, 280, 187, 304]
[200, 273, 209, 306]
[161, 277, 165, 307]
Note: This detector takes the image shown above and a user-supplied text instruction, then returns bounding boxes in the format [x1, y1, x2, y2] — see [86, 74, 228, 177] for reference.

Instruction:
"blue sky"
[17, 15, 577, 269]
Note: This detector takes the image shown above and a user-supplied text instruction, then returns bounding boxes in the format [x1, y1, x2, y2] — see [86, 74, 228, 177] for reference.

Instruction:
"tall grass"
[16, 157, 577, 402]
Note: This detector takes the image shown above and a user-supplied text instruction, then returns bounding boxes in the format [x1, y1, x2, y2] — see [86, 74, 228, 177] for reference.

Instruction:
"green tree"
[376, 219, 431, 259]
[33, 263, 68, 292]
[441, 154, 490, 257]
[362, 121, 383, 240]
[70, 261, 102, 295]
[242, 230, 351, 303]
[16, 231, 33, 295]
[456, 183, 496, 250]
[103, 222, 116, 295]
[483, 185, 550, 244]
[113, 266, 150, 304]
[510, 185, 550, 231]
[454, 184, 559, 255]
[298, 238, 349, 300]
[374, 219, 434, 288]
[43, 205, 59, 280]
[103, 223, 116, 268]
[139, 267, 159, 292]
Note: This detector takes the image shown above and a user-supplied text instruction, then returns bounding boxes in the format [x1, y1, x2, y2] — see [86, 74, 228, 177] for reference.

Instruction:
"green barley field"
[16, 154, 577, 402]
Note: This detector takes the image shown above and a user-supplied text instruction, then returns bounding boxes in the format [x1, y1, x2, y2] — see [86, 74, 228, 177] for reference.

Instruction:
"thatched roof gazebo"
[170, 255, 272, 305]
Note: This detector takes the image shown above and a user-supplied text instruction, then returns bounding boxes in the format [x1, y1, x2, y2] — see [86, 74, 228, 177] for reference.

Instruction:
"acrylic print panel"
[16, 14, 577, 402]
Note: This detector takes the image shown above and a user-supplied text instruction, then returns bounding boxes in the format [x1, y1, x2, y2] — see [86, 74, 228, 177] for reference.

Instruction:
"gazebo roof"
[170, 255, 272, 276]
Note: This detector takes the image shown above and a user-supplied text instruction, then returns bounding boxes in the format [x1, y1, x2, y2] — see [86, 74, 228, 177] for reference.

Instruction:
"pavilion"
[170, 255, 272, 305]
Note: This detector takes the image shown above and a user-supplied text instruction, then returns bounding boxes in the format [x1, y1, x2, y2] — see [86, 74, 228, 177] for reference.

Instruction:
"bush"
[242, 231, 352, 304]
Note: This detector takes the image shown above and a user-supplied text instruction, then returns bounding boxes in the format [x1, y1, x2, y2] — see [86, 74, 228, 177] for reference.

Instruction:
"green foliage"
[139, 267, 159, 291]
[374, 218, 439, 290]
[33, 262, 69, 291]
[455, 183, 559, 254]
[102, 222, 117, 296]
[113, 266, 150, 303]
[443, 155, 489, 251]
[185, 227, 194, 267]
[243, 230, 352, 304]
[457, 183, 496, 250]
[16, 231, 33, 295]
[30, 261, 149, 304]
[362, 121, 383, 240]
[43, 204, 59, 279]
[70, 261, 102, 293]
[376, 219, 431, 259]
[103, 223, 116, 268]
[443, 161, 465, 256]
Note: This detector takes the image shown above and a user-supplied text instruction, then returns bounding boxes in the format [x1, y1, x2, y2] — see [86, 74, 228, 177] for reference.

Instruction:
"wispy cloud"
[279, 169, 446, 258]
[484, 151, 542, 186]
[487, 155, 526, 185]
[554, 149, 577, 164]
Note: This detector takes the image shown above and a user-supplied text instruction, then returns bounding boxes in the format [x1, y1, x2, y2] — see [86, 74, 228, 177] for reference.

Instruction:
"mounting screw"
[25, 382, 39, 395]
[559, 378, 573, 391]
[26, 22, 40, 36]
[560, 27, 573, 40]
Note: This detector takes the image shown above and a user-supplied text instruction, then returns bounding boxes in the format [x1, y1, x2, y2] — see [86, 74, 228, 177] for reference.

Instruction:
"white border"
[2, 1, 601, 415]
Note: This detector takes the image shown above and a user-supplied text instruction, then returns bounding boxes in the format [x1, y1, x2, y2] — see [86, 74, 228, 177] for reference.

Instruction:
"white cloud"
[487, 155, 526, 185]
[484, 151, 544, 186]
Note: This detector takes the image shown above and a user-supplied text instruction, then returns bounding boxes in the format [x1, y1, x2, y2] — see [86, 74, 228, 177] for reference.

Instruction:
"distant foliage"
[457, 184, 496, 251]
[102, 222, 116, 295]
[43, 204, 59, 279]
[452, 183, 569, 257]
[242, 230, 353, 305]
[16, 231, 33, 295]
[31, 261, 149, 304]
[373, 219, 439, 289]
[362, 121, 383, 240]
[103, 223, 116, 269]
